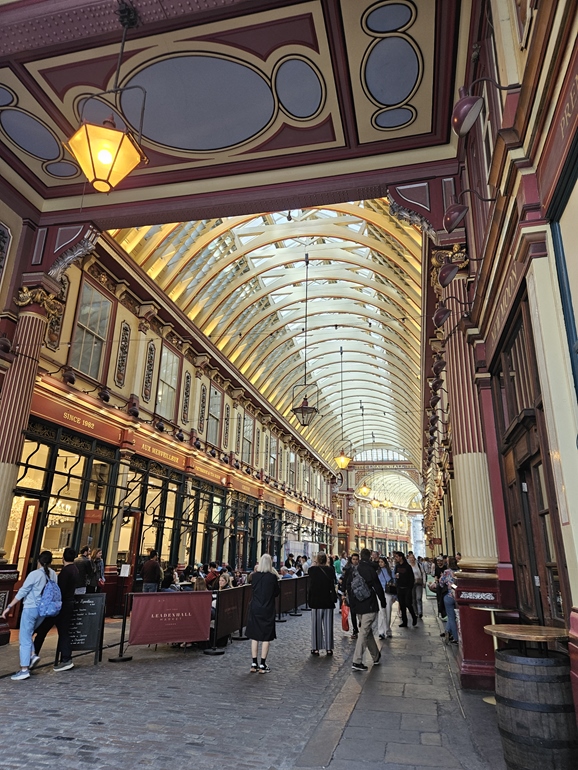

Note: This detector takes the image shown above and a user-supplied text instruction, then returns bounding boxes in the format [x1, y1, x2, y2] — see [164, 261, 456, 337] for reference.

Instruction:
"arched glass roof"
[112, 199, 423, 469]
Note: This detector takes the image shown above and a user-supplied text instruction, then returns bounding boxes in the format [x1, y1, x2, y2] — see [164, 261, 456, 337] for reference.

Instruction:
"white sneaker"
[29, 654, 41, 670]
[11, 669, 30, 681]
[54, 660, 74, 672]
[386, 631, 393, 638]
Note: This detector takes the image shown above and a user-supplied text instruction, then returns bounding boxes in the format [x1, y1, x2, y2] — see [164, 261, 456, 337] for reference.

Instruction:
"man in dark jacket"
[141, 550, 161, 592]
[74, 546, 94, 595]
[345, 548, 386, 671]
[394, 551, 417, 627]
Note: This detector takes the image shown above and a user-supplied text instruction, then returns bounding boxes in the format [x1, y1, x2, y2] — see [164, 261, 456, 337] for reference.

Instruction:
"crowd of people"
[3, 544, 461, 681]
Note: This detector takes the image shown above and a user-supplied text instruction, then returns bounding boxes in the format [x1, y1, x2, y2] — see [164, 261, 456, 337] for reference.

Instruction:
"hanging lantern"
[66, 116, 147, 193]
[334, 448, 352, 469]
[359, 483, 371, 497]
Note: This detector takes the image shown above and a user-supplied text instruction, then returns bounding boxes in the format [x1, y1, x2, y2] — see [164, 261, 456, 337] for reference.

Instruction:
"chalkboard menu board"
[69, 593, 106, 662]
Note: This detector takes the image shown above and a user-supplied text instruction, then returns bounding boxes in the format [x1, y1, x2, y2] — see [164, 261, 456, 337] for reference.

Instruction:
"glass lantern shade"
[66, 121, 147, 192]
[334, 449, 352, 469]
[292, 396, 318, 427]
[370, 498, 380, 508]
[359, 484, 371, 497]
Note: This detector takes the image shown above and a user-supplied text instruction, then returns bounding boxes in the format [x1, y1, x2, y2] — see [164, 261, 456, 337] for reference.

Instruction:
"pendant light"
[334, 346, 352, 469]
[291, 253, 319, 426]
[65, 0, 148, 192]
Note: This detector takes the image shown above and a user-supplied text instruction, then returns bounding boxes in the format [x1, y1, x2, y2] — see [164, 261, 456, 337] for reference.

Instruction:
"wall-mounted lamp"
[452, 78, 520, 137]
[193, 439, 202, 450]
[432, 296, 471, 328]
[98, 386, 111, 403]
[174, 429, 184, 442]
[155, 418, 165, 432]
[444, 189, 496, 233]
[432, 356, 446, 376]
[62, 367, 76, 386]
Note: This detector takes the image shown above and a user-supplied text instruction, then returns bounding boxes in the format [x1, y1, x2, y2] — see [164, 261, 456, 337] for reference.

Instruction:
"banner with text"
[129, 592, 212, 646]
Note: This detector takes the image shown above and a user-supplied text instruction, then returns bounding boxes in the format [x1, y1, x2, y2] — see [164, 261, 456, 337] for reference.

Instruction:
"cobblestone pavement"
[0, 598, 505, 770]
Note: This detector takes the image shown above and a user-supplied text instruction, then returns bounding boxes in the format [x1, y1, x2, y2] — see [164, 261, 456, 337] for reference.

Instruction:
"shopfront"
[5, 418, 119, 587]
[262, 502, 283, 568]
[228, 490, 259, 570]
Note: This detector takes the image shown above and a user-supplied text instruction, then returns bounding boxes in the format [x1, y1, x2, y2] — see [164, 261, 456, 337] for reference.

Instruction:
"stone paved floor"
[0, 597, 505, 770]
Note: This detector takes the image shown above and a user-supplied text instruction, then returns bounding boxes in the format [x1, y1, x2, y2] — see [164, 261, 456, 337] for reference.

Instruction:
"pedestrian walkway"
[0, 599, 505, 770]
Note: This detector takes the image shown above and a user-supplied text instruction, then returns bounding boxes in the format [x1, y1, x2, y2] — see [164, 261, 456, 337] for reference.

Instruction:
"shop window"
[157, 345, 180, 421]
[16, 440, 50, 490]
[242, 415, 254, 465]
[69, 282, 112, 379]
[206, 385, 222, 446]
[304, 464, 310, 497]
[289, 451, 296, 488]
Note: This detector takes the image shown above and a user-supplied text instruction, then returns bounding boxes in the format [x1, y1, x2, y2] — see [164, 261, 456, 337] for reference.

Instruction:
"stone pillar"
[0, 276, 62, 549]
[443, 276, 499, 689]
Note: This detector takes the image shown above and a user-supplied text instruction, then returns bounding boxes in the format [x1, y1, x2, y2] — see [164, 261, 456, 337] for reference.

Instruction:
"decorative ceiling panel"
[0, 0, 465, 225]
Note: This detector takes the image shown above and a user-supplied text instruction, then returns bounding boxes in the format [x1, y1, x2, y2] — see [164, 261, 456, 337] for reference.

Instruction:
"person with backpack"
[344, 548, 386, 671]
[1, 550, 60, 681]
[32, 547, 80, 672]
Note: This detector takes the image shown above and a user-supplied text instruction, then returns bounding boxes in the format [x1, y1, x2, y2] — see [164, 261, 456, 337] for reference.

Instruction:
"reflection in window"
[157, 346, 180, 421]
[242, 415, 254, 465]
[17, 440, 50, 490]
[70, 282, 111, 379]
[207, 386, 222, 446]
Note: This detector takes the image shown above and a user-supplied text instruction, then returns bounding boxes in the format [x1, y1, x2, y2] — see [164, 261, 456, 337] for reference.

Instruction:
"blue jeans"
[444, 593, 458, 641]
[142, 583, 157, 593]
[19, 607, 43, 668]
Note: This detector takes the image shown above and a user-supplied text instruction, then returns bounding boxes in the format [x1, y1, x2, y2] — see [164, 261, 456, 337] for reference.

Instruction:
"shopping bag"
[341, 603, 350, 631]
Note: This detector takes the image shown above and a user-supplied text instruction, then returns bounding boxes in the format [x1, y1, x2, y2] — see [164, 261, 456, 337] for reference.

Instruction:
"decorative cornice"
[47, 233, 99, 284]
[387, 191, 438, 243]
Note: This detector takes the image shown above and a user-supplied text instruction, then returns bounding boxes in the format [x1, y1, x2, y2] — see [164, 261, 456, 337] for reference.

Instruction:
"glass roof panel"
[111, 199, 423, 470]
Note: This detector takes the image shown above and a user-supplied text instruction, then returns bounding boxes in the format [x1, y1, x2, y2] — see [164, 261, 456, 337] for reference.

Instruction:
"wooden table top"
[484, 624, 568, 642]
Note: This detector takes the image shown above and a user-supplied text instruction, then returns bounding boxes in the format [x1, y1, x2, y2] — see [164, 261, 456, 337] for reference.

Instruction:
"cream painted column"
[526, 251, 578, 596]
[444, 278, 498, 571]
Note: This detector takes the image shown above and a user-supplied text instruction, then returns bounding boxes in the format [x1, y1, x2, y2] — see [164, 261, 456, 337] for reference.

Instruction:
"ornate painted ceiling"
[0, 0, 471, 500]
[0, 0, 467, 229]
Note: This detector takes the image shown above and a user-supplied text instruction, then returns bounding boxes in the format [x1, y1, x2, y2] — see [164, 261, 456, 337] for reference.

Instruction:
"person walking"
[341, 553, 360, 638]
[1, 551, 57, 680]
[440, 556, 460, 644]
[393, 551, 417, 627]
[308, 552, 337, 655]
[141, 549, 161, 592]
[408, 553, 425, 618]
[376, 556, 397, 638]
[345, 548, 386, 671]
[245, 553, 280, 673]
[32, 546, 80, 672]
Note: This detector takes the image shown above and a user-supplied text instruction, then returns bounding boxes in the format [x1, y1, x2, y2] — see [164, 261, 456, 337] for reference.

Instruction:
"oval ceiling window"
[121, 55, 276, 151]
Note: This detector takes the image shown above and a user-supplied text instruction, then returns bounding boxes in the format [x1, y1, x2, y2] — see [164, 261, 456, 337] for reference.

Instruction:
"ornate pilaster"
[0, 234, 97, 550]
[440, 272, 499, 690]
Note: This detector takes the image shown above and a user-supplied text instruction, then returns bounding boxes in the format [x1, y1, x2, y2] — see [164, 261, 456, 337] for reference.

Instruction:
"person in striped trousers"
[307, 552, 337, 655]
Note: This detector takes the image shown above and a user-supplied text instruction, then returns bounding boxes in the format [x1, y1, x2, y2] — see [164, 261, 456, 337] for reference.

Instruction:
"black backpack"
[350, 566, 372, 602]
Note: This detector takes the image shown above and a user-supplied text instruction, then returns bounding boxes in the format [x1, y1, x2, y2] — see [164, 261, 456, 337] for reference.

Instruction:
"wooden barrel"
[495, 649, 578, 770]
